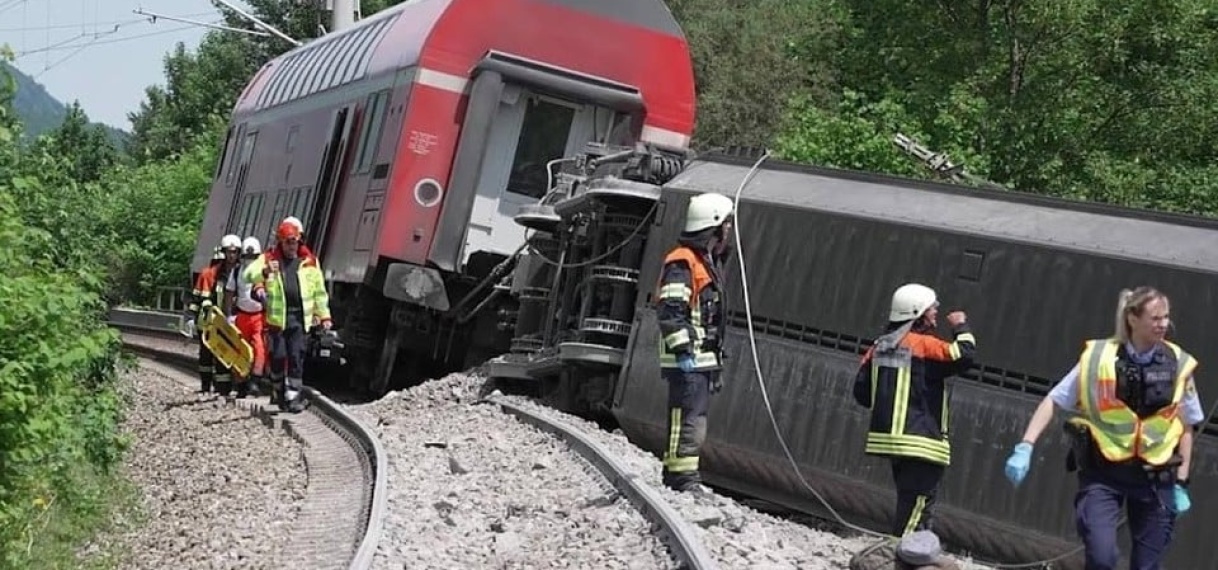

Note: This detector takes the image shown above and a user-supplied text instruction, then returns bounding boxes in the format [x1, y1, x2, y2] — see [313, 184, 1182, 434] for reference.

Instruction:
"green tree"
[37, 101, 120, 182]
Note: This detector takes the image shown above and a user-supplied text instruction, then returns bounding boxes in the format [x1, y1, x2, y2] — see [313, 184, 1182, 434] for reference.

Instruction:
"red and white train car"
[192, 0, 696, 392]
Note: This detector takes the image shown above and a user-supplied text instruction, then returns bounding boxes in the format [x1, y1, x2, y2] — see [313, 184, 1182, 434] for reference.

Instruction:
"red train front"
[192, 0, 697, 393]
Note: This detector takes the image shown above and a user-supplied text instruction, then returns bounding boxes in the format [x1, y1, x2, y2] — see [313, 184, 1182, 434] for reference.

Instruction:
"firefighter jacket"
[656, 240, 727, 371]
[852, 321, 977, 466]
[1066, 339, 1197, 467]
[187, 262, 228, 321]
[243, 249, 331, 331]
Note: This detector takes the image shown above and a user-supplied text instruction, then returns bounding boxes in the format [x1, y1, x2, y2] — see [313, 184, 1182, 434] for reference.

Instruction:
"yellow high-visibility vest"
[1067, 338, 1196, 466]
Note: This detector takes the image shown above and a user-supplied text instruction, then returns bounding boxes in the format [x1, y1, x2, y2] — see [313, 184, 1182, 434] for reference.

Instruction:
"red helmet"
[277, 221, 302, 241]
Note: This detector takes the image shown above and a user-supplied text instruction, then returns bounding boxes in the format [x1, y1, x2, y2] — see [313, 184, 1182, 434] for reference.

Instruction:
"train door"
[462, 86, 618, 267]
[305, 106, 355, 259]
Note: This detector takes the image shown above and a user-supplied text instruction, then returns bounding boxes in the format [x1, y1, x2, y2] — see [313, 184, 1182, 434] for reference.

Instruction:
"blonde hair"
[1114, 286, 1169, 344]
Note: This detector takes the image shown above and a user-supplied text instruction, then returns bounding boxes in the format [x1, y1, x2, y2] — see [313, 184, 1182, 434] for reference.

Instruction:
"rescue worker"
[1004, 287, 1200, 570]
[223, 236, 267, 399]
[851, 283, 976, 537]
[245, 220, 333, 413]
[185, 234, 242, 395]
[655, 192, 734, 494]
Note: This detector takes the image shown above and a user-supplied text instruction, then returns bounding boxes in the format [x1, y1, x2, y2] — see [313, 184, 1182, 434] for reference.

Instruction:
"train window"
[356, 90, 389, 173]
[214, 127, 234, 179]
[507, 98, 576, 199]
[225, 124, 246, 186]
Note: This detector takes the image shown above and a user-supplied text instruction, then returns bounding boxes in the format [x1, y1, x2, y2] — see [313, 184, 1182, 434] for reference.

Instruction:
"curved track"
[484, 391, 720, 570]
[109, 307, 720, 570]
[109, 308, 389, 570]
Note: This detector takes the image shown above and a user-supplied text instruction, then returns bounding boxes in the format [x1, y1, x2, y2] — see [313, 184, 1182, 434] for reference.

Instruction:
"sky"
[0, 0, 252, 130]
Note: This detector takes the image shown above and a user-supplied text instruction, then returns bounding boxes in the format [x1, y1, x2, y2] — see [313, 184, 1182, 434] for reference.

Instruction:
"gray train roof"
[667, 160, 1218, 272]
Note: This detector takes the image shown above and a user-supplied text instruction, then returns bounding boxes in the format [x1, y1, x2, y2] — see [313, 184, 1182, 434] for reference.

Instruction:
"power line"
[0, 12, 216, 33]
[27, 23, 204, 78]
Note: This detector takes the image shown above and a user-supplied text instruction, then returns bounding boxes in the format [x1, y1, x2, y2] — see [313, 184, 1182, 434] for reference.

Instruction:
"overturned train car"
[490, 148, 1218, 569]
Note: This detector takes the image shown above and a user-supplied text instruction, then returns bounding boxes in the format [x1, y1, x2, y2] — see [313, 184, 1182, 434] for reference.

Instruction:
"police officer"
[1004, 287, 1200, 570]
[852, 283, 976, 537]
[656, 192, 734, 494]
[185, 235, 242, 395]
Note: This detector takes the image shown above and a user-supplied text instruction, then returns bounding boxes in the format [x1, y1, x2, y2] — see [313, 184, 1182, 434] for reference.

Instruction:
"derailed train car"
[191, 0, 696, 394]
[492, 147, 1218, 569]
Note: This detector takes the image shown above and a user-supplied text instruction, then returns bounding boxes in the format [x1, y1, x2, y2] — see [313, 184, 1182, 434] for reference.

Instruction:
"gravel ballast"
[118, 333, 1000, 569]
[98, 360, 306, 569]
[346, 374, 679, 570]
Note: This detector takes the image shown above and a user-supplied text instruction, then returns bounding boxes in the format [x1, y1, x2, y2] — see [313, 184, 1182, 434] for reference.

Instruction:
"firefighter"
[851, 283, 976, 537]
[185, 234, 242, 395]
[656, 192, 734, 494]
[1004, 287, 1200, 570]
[245, 220, 332, 413]
[223, 236, 268, 399]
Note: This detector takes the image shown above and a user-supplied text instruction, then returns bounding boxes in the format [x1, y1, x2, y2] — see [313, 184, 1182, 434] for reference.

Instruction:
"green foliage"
[0, 50, 129, 569]
[765, 0, 1218, 215]
[94, 128, 221, 305]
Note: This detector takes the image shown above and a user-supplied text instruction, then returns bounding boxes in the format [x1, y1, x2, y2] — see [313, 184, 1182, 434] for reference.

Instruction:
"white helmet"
[220, 234, 242, 250]
[241, 236, 262, 255]
[283, 216, 304, 234]
[684, 193, 734, 233]
[889, 283, 938, 322]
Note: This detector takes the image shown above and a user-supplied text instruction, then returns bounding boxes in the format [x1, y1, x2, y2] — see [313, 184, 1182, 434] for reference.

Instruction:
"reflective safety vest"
[243, 252, 332, 330]
[1067, 338, 1197, 467]
[656, 245, 722, 370]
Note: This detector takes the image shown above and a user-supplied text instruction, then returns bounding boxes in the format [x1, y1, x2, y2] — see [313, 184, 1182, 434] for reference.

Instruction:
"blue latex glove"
[1173, 484, 1191, 516]
[1004, 442, 1034, 486]
[677, 353, 696, 373]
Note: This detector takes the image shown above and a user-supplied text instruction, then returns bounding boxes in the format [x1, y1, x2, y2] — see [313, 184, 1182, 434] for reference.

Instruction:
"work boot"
[214, 381, 233, 398]
[199, 377, 212, 393]
[247, 376, 263, 397]
[235, 381, 249, 399]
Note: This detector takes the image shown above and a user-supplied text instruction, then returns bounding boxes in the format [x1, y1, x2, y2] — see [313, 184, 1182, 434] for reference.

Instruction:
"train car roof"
[232, 0, 687, 117]
[668, 158, 1218, 273]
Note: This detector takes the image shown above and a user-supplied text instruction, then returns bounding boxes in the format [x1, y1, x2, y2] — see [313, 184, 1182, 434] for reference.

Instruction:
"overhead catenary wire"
[723, 152, 1215, 569]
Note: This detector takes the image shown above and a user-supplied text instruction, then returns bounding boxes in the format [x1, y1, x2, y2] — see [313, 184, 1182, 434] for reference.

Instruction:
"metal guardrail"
[107, 307, 388, 570]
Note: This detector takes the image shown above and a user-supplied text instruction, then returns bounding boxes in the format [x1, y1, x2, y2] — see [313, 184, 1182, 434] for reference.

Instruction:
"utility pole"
[329, 0, 356, 32]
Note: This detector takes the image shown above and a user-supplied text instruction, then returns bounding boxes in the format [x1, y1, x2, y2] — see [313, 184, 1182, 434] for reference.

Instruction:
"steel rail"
[107, 307, 388, 570]
[485, 393, 720, 570]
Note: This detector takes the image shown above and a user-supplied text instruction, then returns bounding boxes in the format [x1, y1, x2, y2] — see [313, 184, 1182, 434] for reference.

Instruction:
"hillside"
[2, 62, 129, 147]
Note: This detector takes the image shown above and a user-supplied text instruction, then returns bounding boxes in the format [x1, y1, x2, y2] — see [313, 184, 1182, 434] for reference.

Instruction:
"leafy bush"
[0, 110, 128, 569]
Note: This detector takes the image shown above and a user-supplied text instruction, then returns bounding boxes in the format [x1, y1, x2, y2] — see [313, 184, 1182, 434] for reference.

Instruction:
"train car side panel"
[612, 183, 1218, 569]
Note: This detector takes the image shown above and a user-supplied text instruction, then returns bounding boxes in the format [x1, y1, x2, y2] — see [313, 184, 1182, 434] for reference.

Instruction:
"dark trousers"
[269, 325, 306, 380]
[1074, 468, 1176, 570]
[197, 339, 214, 391]
[197, 338, 233, 392]
[890, 457, 945, 536]
[661, 368, 713, 490]
[269, 324, 307, 410]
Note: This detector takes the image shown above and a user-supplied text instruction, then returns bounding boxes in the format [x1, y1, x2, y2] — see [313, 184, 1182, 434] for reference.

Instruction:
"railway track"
[110, 308, 389, 570]
[108, 307, 721, 569]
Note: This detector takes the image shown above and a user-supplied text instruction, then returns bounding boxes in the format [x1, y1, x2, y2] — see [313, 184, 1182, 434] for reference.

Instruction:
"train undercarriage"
[320, 144, 685, 412]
